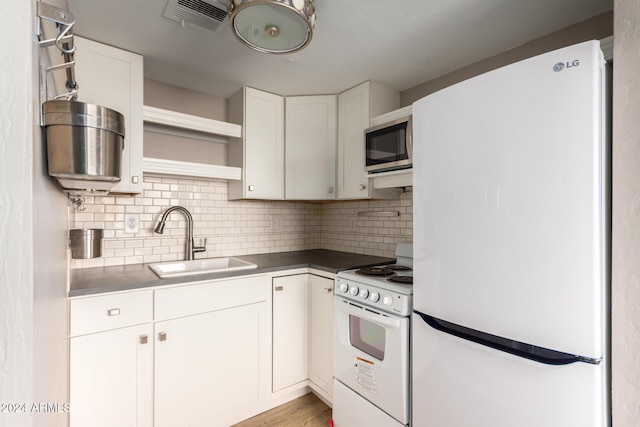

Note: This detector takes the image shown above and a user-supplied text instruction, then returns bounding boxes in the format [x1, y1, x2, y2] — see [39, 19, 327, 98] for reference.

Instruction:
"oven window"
[349, 315, 385, 361]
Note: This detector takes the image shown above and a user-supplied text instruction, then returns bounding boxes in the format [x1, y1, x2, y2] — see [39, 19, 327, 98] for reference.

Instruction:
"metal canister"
[69, 228, 103, 259]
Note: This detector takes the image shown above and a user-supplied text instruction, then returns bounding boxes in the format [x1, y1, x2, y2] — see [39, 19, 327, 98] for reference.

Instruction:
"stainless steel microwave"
[365, 115, 412, 173]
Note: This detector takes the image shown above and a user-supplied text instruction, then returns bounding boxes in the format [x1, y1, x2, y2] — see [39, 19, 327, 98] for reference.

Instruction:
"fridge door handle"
[413, 310, 601, 366]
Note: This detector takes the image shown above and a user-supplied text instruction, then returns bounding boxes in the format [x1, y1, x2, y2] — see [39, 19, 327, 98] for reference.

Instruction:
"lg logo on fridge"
[553, 59, 580, 72]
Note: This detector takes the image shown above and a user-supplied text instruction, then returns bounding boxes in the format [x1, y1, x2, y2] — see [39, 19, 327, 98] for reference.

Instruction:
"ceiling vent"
[163, 0, 228, 32]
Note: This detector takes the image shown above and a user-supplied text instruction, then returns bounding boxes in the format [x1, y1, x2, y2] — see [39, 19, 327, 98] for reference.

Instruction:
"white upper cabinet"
[227, 81, 401, 201]
[337, 81, 400, 199]
[228, 87, 285, 200]
[285, 95, 337, 200]
[73, 36, 144, 194]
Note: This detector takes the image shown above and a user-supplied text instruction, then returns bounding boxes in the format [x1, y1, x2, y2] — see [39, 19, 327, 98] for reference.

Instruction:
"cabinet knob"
[328, 187, 334, 194]
[275, 286, 284, 291]
[248, 185, 255, 191]
[107, 308, 120, 316]
[140, 335, 148, 345]
[323, 287, 333, 294]
[158, 332, 167, 342]
[359, 184, 367, 191]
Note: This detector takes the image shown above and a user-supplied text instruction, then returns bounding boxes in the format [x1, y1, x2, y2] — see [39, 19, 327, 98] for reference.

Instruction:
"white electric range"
[332, 242, 413, 427]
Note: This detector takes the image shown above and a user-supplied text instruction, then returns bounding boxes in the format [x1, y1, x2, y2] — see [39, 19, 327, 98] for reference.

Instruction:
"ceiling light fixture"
[227, 0, 316, 54]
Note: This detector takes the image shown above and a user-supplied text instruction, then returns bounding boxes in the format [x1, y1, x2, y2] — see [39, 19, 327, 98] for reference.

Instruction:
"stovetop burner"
[387, 275, 413, 284]
[386, 265, 412, 272]
[356, 266, 396, 276]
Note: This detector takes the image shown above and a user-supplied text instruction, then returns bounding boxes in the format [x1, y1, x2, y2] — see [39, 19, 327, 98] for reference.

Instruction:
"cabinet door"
[285, 95, 337, 200]
[70, 324, 153, 427]
[154, 302, 269, 427]
[244, 87, 285, 199]
[273, 274, 309, 391]
[308, 275, 334, 398]
[74, 37, 144, 194]
[337, 82, 371, 199]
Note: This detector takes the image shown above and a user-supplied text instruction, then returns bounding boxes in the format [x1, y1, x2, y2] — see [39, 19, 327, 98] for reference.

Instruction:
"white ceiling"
[66, 0, 612, 99]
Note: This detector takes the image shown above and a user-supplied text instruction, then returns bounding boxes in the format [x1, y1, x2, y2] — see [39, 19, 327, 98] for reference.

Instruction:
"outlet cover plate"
[124, 214, 139, 234]
[271, 215, 284, 231]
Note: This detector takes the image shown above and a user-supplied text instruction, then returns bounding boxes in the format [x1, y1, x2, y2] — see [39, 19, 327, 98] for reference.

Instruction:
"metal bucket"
[69, 228, 103, 259]
[42, 100, 125, 191]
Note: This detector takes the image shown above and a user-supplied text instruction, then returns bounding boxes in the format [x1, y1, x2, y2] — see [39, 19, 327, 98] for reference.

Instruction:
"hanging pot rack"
[36, 3, 126, 204]
[36, 2, 79, 110]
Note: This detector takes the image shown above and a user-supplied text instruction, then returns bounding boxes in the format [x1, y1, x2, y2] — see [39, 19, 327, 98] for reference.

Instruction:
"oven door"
[333, 296, 410, 425]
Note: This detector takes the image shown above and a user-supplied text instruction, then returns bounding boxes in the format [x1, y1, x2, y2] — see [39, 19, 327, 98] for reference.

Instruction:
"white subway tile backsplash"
[106, 205, 126, 213]
[71, 174, 413, 269]
[115, 198, 135, 206]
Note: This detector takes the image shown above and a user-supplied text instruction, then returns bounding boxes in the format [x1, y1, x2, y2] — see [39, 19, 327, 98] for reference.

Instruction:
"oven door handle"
[336, 299, 402, 329]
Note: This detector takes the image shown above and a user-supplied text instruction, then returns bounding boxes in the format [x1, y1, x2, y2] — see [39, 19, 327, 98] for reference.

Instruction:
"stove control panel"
[335, 277, 412, 316]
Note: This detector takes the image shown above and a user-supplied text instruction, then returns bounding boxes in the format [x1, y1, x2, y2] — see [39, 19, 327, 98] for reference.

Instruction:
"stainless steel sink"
[148, 257, 258, 278]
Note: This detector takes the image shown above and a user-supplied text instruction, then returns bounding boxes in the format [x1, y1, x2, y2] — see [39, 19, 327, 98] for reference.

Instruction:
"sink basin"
[149, 257, 258, 278]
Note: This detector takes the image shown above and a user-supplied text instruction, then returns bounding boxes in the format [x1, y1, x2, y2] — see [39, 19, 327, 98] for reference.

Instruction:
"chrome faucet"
[154, 206, 206, 261]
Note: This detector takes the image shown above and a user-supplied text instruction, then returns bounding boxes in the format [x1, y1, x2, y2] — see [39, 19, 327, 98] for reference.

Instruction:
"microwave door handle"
[337, 299, 401, 329]
[406, 115, 413, 161]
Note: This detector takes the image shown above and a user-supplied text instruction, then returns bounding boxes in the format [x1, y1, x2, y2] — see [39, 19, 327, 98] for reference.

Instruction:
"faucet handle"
[194, 238, 207, 253]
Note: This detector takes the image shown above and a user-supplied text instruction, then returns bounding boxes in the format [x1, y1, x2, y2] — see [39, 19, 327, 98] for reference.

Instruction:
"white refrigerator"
[411, 40, 609, 426]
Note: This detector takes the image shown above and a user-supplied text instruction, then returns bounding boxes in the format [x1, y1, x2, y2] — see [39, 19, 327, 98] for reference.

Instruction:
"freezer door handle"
[413, 310, 601, 366]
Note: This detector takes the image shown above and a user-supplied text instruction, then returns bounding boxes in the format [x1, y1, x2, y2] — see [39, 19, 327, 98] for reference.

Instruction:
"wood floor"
[232, 393, 332, 427]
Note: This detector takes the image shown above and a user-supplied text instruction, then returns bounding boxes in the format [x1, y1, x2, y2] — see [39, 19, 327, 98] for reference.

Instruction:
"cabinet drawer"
[70, 290, 153, 336]
[155, 275, 269, 321]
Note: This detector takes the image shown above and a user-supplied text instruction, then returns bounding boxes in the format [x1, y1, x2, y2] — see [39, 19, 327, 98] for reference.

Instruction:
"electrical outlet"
[124, 214, 139, 234]
[271, 215, 284, 231]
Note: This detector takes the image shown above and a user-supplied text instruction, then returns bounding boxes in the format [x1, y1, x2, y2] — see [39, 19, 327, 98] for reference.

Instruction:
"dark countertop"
[70, 249, 395, 297]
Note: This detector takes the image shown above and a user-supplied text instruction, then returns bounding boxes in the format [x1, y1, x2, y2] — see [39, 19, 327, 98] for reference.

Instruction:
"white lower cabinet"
[70, 277, 270, 427]
[154, 303, 268, 427]
[308, 274, 334, 398]
[70, 323, 153, 427]
[69, 290, 154, 427]
[153, 275, 270, 427]
[272, 272, 335, 402]
[70, 271, 335, 427]
[272, 274, 309, 391]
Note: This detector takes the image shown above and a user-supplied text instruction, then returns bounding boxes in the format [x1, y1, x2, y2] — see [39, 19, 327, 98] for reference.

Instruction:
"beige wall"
[143, 79, 228, 165]
[612, 0, 640, 425]
[144, 79, 226, 120]
[401, 11, 613, 106]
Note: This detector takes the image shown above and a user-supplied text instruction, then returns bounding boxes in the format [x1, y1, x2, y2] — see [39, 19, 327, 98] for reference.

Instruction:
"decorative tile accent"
[71, 174, 413, 268]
